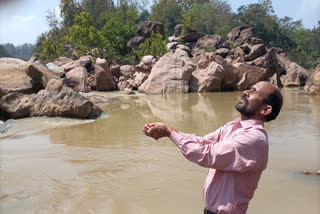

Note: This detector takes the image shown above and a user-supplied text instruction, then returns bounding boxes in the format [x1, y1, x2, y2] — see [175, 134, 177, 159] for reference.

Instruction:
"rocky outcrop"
[139, 52, 195, 94]
[132, 55, 155, 89]
[127, 21, 165, 50]
[0, 79, 102, 120]
[0, 58, 34, 98]
[305, 64, 320, 95]
[192, 35, 224, 56]
[226, 26, 255, 46]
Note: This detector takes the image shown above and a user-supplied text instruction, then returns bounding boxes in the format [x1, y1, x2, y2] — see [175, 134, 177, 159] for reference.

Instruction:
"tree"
[135, 32, 168, 60]
[0, 45, 11, 57]
[151, 0, 183, 35]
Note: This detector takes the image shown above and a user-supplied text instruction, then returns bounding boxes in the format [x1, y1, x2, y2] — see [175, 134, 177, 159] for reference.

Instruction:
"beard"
[235, 95, 257, 117]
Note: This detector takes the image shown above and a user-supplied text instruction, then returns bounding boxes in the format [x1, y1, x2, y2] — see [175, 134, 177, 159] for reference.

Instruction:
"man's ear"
[260, 104, 272, 116]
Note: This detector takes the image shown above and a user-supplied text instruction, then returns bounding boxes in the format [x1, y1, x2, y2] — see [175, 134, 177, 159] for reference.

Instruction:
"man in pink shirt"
[143, 81, 283, 214]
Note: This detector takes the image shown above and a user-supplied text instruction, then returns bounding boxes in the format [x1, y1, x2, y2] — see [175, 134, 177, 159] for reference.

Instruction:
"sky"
[0, 0, 319, 45]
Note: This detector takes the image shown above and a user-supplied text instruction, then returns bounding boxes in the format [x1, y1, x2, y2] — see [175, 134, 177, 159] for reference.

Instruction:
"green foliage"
[39, 39, 63, 61]
[135, 33, 168, 60]
[181, 1, 232, 35]
[151, 0, 183, 35]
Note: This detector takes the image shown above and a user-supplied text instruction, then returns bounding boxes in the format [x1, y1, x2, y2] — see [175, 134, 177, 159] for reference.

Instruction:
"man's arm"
[143, 123, 268, 172]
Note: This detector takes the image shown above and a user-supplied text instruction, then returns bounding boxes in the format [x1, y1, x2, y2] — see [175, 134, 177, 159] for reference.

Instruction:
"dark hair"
[263, 89, 283, 122]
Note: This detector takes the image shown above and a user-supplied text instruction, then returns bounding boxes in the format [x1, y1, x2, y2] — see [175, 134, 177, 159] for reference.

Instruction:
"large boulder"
[0, 79, 102, 120]
[173, 24, 184, 37]
[192, 35, 224, 56]
[95, 58, 108, 71]
[181, 32, 206, 43]
[0, 58, 34, 98]
[65, 67, 89, 92]
[138, 52, 195, 94]
[132, 56, 155, 89]
[233, 63, 267, 90]
[127, 36, 145, 50]
[25, 63, 60, 91]
[226, 26, 255, 46]
[277, 52, 309, 86]
[304, 64, 320, 95]
[189, 61, 225, 92]
[191, 53, 239, 91]
[60, 55, 92, 72]
[91, 65, 117, 91]
[244, 43, 267, 61]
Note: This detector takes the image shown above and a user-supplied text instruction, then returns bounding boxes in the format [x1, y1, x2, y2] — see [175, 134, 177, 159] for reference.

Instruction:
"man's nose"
[243, 89, 250, 97]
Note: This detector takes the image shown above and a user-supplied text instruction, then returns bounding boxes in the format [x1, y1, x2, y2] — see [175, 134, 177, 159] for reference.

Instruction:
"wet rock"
[305, 64, 320, 95]
[0, 79, 102, 119]
[138, 52, 195, 94]
[0, 120, 8, 134]
[80, 93, 111, 105]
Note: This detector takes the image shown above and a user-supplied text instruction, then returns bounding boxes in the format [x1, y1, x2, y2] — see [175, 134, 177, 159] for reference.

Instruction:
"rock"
[189, 61, 225, 92]
[280, 62, 309, 86]
[174, 48, 189, 58]
[173, 24, 183, 37]
[54, 57, 74, 66]
[124, 88, 135, 95]
[305, 64, 320, 95]
[65, 67, 89, 92]
[136, 21, 165, 38]
[132, 71, 149, 89]
[25, 62, 59, 91]
[245, 43, 267, 61]
[95, 58, 108, 71]
[127, 36, 145, 50]
[0, 79, 102, 119]
[166, 42, 179, 50]
[192, 35, 224, 56]
[141, 55, 156, 68]
[233, 63, 267, 90]
[118, 79, 133, 91]
[93, 65, 117, 91]
[0, 58, 34, 98]
[46, 62, 65, 78]
[61, 55, 92, 72]
[215, 48, 230, 58]
[181, 32, 206, 43]
[110, 64, 121, 78]
[177, 44, 191, 54]
[138, 52, 195, 94]
[28, 52, 39, 63]
[226, 26, 255, 46]
[168, 36, 178, 42]
[120, 65, 134, 78]
[225, 47, 246, 64]
[80, 93, 111, 105]
[0, 120, 8, 134]
[192, 53, 239, 91]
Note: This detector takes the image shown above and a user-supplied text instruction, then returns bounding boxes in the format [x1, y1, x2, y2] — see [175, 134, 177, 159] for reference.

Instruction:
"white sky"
[0, 0, 319, 45]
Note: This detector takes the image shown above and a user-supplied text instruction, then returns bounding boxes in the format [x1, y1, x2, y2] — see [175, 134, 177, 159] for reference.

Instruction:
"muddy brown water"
[1, 88, 319, 214]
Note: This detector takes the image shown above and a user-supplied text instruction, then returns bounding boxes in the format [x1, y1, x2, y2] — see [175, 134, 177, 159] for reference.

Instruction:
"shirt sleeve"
[169, 129, 268, 172]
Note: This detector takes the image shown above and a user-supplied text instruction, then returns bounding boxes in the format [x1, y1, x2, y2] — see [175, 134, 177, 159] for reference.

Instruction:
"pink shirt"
[169, 118, 268, 214]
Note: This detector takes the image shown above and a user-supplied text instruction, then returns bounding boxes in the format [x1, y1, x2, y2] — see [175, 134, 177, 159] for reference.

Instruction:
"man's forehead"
[253, 82, 275, 95]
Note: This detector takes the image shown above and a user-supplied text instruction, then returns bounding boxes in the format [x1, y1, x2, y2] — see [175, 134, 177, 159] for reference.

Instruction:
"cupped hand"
[143, 123, 172, 140]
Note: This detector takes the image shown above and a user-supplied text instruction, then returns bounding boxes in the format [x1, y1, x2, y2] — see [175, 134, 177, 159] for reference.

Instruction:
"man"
[143, 81, 283, 214]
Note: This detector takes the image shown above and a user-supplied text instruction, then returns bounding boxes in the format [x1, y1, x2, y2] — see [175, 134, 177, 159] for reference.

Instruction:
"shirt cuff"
[169, 129, 184, 148]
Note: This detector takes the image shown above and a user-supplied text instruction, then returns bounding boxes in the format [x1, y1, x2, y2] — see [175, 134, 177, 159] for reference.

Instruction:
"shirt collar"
[239, 118, 264, 129]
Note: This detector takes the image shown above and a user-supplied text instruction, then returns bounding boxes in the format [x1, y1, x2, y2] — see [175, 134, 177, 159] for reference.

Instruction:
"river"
[0, 88, 319, 214]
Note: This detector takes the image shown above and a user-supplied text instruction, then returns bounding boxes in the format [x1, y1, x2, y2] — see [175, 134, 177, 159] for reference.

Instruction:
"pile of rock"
[140, 24, 313, 94]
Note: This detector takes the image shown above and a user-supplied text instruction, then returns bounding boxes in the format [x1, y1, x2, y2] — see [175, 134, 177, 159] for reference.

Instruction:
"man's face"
[235, 82, 271, 118]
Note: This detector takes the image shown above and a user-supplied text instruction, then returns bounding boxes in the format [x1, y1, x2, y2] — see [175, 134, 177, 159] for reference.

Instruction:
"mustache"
[241, 95, 248, 103]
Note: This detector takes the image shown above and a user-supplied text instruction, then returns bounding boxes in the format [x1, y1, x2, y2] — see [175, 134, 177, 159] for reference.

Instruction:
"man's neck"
[240, 114, 265, 122]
